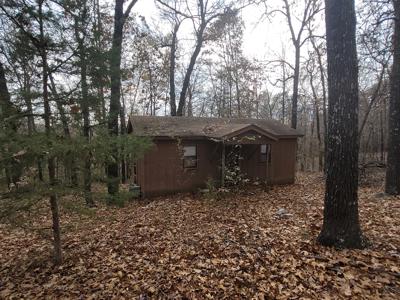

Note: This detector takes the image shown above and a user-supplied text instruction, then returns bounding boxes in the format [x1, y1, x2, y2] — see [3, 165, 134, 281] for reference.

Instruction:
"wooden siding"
[135, 137, 298, 197]
[270, 139, 297, 184]
[137, 140, 221, 197]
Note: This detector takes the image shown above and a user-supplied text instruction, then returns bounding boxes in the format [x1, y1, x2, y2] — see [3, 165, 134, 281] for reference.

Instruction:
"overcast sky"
[133, 0, 325, 61]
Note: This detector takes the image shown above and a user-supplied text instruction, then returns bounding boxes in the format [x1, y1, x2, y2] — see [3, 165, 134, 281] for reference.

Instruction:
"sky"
[133, 0, 301, 60]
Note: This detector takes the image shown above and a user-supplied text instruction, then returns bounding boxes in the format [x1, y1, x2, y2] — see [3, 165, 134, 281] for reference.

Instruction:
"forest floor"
[0, 172, 399, 299]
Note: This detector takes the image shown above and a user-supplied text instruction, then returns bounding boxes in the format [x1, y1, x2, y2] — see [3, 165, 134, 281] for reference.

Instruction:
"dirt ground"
[0, 173, 399, 299]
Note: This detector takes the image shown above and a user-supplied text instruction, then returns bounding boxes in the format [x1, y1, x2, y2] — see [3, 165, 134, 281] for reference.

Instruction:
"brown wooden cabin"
[127, 116, 303, 197]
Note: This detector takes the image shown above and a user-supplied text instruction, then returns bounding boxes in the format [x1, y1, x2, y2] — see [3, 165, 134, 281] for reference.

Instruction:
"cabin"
[127, 116, 303, 197]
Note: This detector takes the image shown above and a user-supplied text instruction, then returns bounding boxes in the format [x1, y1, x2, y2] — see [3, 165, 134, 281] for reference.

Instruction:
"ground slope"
[0, 173, 399, 299]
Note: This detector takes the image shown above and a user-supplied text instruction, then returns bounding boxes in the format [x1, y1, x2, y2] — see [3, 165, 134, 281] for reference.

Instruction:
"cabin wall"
[270, 138, 297, 184]
[136, 139, 221, 197]
[136, 137, 298, 197]
[239, 144, 271, 181]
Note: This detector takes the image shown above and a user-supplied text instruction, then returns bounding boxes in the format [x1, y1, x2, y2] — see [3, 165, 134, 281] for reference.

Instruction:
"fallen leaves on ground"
[0, 173, 399, 299]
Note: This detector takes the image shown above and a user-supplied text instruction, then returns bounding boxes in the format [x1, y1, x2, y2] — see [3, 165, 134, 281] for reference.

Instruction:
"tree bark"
[385, 0, 400, 195]
[0, 61, 16, 130]
[120, 88, 127, 183]
[310, 35, 328, 172]
[39, 1, 62, 264]
[108, 0, 124, 195]
[291, 45, 300, 129]
[177, 24, 206, 116]
[309, 69, 322, 171]
[169, 23, 179, 116]
[74, 4, 94, 206]
[318, 0, 365, 249]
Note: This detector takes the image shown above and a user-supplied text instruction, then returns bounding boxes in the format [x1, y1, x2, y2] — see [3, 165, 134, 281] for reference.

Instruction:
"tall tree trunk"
[108, 0, 125, 195]
[39, 1, 62, 264]
[79, 42, 94, 205]
[187, 85, 193, 117]
[318, 0, 365, 249]
[0, 61, 16, 130]
[282, 61, 286, 124]
[291, 45, 300, 129]
[120, 88, 127, 183]
[23, 71, 36, 134]
[385, 0, 400, 195]
[358, 66, 386, 140]
[169, 23, 179, 116]
[380, 100, 385, 162]
[309, 67, 323, 172]
[74, 4, 94, 206]
[310, 36, 328, 171]
[177, 24, 206, 116]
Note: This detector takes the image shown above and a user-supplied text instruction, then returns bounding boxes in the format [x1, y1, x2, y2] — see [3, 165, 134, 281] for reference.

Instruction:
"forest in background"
[0, 0, 393, 173]
[0, 0, 399, 278]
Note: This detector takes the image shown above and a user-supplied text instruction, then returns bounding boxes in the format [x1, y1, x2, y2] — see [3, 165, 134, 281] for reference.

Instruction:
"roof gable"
[221, 124, 278, 141]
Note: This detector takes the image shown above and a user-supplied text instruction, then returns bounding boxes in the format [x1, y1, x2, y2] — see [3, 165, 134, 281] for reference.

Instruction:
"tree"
[317, 0, 366, 248]
[72, 0, 94, 205]
[0, 61, 14, 130]
[386, 0, 400, 195]
[269, 0, 321, 129]
[107, 0, 138, 196]
[157, 0, 240, 116]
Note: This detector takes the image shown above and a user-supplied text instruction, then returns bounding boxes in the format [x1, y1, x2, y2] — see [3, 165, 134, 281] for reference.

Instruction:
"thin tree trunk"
[120, 88, 127, 183]
[386, 0, 400, 195]
[291, 45, 300, 129]
[169, 23, 179, 116]
[380, 101, 385, 162]
[75, 14, 94, 206]
[318, 0, 365, 249]
[39, 1, 62, 264]
[310, 36, 328, 172]
[358, 66, 386, 140]
[309, 67, 323, 171]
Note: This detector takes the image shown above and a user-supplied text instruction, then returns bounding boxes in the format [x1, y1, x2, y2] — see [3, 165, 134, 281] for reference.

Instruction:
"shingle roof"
[128, 116, 303, 139]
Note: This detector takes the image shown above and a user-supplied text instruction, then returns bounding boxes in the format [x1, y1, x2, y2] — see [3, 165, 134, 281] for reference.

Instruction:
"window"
[183, 145, 197, 169]
[260, 144, 271, 163]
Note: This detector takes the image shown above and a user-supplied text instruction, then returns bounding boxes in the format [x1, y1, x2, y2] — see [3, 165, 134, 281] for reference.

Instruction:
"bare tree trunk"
[380, 101, 385, 162]
[39, 1, 62, 264]
[169, 23, 179, 116]
[0, 61, 13, 125]
[108, 0, 137, 195]
[177, 24, 206, 116]
[108, 0, 124, 195]
[291, 45, 300, 129]
[318, 0, 365, 249]
[309, 66, 323, 172]
[386, 0, 400, 195]
[358, 66, 386, 139]
[120, 88, 127, 183]
[74, 8, 94, 206]
[310, 35, 328, 171]
[281, 60, 287, 124]
[235, 76, 241, 117]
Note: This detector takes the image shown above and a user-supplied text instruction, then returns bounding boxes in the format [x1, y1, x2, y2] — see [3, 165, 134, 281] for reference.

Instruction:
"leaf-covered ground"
[0, 173, 399, 299]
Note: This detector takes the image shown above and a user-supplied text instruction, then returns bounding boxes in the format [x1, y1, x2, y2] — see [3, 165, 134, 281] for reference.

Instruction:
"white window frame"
[183, 145, 197, 169]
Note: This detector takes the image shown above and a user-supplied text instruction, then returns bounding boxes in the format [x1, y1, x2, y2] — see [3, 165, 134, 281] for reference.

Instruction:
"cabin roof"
[127, 116, 303, 140]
